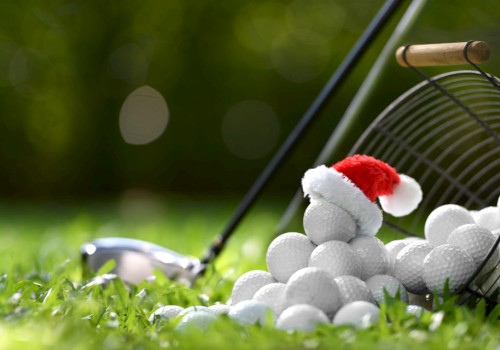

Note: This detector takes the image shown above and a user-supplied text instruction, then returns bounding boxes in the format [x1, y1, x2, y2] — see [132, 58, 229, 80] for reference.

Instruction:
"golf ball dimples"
[447, 224, 499, 279]
[228, 299, 273, 325]
[148, 305, 184, 324]
[175, 311, 218, 332]
[422, 244, 476, 295]
[349, 236, 388, 280]
[332, 301, 380, 328]
[276, 304, 329, 332]
[309, 241, 362, 278]
[303, 199, 356, 244]
[385, 240, 409, 276]
[231, 270, 276, 305]
[424, 204, 474, 247]
[365, 274, 408, 304]
[334, 275, 374, 305]
[285, 267, 341, 314]
[266, 232, 316, 283]
[394, 241, 433, 294]
[252, 282, 287, 316]
[475, 206, 500, 231]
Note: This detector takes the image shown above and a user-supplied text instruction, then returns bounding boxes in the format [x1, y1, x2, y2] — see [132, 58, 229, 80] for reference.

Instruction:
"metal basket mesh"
[348, 70, 500, 307]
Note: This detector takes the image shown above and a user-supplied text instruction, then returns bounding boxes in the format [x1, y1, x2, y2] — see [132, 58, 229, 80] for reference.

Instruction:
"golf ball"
[266, 232, 316, 283]
[276, 304, 329, 332]
[228, 299, 273, 325]
[175, 311, 217, 333]
[385, 239, 410, 276]
[394, 241, 433, 294]
[422, 244, 476, 295]
[365, 274, 408, 304]
[303, 199, 356, 244]
[406, 305, 426, 317]
[230, 270, 275, 305]
[253, 282, 287, 316]
[349, 236, 388, 280]
[332, 301, 380, 328]
[148, 305, 184, 324]
[207, 304, 231, 315]
[285, 267, 341, 315]
[447, 224, 499, 279]
[424, 204, 475, 247]
[178, 305, 209, 317]
[308, 241, 362, 278]
[334, 275, 374, 306]
[474, 206, 500, 231]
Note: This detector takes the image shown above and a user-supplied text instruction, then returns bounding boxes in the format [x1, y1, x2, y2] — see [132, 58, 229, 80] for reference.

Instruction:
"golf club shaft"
[276, 0, 429, 234]
[200, 0, 405, 266]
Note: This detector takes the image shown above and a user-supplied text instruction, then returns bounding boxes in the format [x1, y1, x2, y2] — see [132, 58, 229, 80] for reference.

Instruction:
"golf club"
[81, 0, 404, 285]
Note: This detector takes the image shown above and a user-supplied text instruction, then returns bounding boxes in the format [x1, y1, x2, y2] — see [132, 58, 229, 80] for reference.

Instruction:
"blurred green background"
[0, 0, 499, 200]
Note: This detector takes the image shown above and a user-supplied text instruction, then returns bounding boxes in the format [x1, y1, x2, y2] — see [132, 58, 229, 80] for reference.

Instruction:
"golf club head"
[81, 237, 205, 285]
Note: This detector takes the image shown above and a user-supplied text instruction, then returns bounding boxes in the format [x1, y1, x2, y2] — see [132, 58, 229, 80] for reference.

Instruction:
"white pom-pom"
[379, 174, 422, 217]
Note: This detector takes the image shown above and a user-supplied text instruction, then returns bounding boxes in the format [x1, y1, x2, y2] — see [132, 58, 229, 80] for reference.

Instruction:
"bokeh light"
[222, 100, 280, 160]
[119, 85, 169, 145]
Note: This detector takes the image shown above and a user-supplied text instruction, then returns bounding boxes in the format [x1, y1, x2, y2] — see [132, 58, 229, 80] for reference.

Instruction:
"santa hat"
[302, 154, 422, 236]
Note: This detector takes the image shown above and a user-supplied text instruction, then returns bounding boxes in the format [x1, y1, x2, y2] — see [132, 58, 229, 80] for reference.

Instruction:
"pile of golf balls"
[227, 199, 499, 332]
[147, 198, 499, 334]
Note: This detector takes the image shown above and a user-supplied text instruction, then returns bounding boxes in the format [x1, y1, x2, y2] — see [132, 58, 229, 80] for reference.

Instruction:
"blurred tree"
[0, 0, 499, 198]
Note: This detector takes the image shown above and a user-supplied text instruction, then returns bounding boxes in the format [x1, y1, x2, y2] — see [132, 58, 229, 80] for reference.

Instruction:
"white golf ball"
[228, 299, 273, 325]
[175, 311, 217, 333]
[276, 304, 329, 332]
[303, 199, 356, 244]
[474, 206, 500, 231]
[394, 241, 433, 294]
[332, 301, 380, 328]
[385, 240, 410, 276]
[207, 304, 231, 315]
[230, 270, 276, 305]
[308, 241, 362, 278]
[403, 236, 425, 243]
[365, 274, 408, 304]
[349, 236, 388, 280]
[422, 244, 476, 295]
[334, 275, 374, 306]
[253, 282, 287, 316]
[424, 204, 475, 247]
[406, 305, 426, 317]
[266, 232, 316, 283]
[148, 305, 184, 324]
[285, 267, 341, 315]
[492, 229, 500, 256]
[178, 305, 209, 317]
[447, 224, 499, 279]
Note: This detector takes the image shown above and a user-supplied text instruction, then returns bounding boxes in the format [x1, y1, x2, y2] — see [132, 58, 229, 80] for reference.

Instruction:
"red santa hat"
[302, 154, 422, 236]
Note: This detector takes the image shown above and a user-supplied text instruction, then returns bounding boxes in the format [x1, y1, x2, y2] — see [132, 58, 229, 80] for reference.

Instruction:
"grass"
[0, 196, 498, 349]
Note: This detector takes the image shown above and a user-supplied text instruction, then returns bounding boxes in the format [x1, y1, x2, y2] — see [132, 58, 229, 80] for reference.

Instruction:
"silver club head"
[81, 237, 205, 285]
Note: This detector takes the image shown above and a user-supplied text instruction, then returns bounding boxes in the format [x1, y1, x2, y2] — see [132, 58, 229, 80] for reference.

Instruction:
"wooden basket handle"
[396, 41, 490, 67]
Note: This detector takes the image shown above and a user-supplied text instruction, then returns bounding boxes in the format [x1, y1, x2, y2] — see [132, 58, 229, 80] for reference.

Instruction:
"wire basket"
[348, 41, 500, 309]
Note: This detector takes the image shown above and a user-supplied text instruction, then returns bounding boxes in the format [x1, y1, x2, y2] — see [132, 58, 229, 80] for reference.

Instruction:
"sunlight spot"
[222, 100, 280, 160]
[119, 86, 169, 145]
[85, 244, 97, 256]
